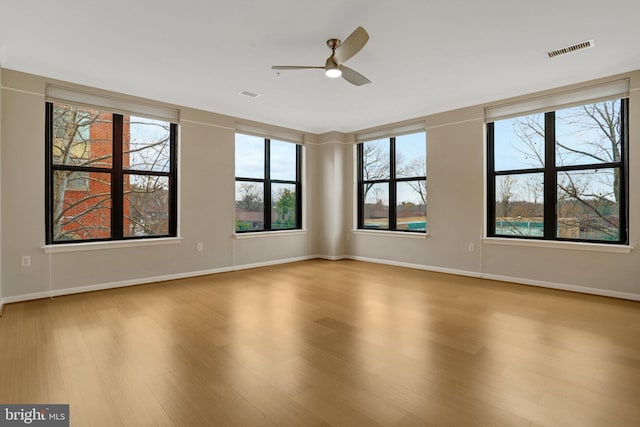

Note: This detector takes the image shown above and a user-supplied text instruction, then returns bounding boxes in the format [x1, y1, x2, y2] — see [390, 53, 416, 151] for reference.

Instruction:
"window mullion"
[295, 144, 302, 229]
[486, 122, 496, 237]
[620, 98, 629, 243]
[45, 102, 54, 244]
[112, 114, 124, 239]
[169, 123, 178, 237]
[264, 139, 272, 230]
[543, 112, 556, 240]
[357, 143, 364, 229]
[389, 138, 397, 230]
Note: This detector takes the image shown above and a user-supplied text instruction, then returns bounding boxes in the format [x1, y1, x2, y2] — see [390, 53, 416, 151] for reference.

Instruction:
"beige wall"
[1, 67, 638, 303]
[0, 69, 316, 301]
[0, 65, 3, 309]
[344, 72, 640, 299]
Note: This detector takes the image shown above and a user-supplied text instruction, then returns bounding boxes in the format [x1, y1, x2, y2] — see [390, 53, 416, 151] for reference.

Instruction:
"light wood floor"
[1, 260, 639, 426]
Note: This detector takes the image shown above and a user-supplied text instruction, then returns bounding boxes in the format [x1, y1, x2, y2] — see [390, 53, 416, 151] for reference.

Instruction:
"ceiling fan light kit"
[325, 67, 342, 78]
[272, 26, 371, 86]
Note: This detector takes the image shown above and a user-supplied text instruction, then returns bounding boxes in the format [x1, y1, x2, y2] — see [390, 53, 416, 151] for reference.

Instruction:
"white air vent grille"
[239, 90, 261, 98]
[547, 40, 594, 58]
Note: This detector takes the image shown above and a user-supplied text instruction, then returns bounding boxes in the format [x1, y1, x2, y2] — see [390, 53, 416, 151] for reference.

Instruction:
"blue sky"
[492, 101, 620, 203]
[235, 133, 296, 180]
[236, 130, 427, 206]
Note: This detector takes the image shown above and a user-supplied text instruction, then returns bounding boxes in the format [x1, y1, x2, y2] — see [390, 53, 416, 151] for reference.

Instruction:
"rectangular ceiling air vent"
[239, 90, 261, 98]
[547, 40, 594, 58]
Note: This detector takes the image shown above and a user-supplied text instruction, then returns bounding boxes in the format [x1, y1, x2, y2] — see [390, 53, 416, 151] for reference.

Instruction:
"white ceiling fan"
[272, 26, 371, 86]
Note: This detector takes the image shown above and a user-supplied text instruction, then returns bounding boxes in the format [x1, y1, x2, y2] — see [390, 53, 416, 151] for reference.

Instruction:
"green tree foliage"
[236, 183, 263, 211]
[273, 188, 296, 228]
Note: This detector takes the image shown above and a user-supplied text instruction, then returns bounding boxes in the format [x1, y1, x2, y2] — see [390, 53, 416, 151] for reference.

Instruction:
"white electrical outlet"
[196, 242, 203, 252]
[468, 243, 475, 252]
[21, 256, 31, 267]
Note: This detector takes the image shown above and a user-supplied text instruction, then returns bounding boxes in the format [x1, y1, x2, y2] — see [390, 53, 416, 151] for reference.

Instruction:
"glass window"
[270, 140, 297, 181]
[52, 171, 111, 241]
[235, 134, 301, 232]
[52, 103, 112, 168]
[357, 131, 426, 232]
[47, 101, 177, 243]
[493, 113, 545, 171]
[487, 98, 627, 243]
[235, 134, 265, 179]
[271, 183, 297, 229]
[126, 116, 171, 172]
[235, 182, 265, 231]
[363, 182, 389, 230]
[123, 174, 171, 237]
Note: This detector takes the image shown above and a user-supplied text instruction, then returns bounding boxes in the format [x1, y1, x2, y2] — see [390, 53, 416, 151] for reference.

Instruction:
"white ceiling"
[1, 0, 639, 134]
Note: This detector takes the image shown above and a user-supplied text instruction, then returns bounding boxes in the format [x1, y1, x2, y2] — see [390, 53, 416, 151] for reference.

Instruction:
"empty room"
[1, 1, 639, 426]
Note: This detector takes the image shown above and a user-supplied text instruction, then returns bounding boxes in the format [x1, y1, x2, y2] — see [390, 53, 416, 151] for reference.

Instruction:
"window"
[487, 98, 628, 243]
[46, 102, 178, 243]
[357, 131, 426, 232]
[235, 133, 302, 232]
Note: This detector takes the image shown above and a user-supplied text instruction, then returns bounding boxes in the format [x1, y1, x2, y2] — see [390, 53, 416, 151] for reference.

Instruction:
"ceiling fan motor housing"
[326, 38, 342, 50]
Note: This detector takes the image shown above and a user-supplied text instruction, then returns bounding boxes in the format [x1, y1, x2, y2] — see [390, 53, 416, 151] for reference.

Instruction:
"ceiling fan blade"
[333, 26, 369, 65]
[340, 66, 371, 86]
[271, 66, 324, 70]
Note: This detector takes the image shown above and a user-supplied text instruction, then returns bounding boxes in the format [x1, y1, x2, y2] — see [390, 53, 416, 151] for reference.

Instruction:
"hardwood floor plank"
[1, 259, 639, 426]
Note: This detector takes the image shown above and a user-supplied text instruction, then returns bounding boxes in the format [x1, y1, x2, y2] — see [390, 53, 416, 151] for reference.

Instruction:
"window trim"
[486, 98, 629, 244]
[235, 136, 303, 233]
[45, 102, 178, 244]
[356, 134, 427, 233]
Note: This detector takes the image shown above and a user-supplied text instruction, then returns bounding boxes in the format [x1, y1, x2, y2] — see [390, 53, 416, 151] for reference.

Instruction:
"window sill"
[481, 237, 633, 254]
[351, 229, 428, 239]
[42, 237, 183, 253]
[234, 229, 307, 239]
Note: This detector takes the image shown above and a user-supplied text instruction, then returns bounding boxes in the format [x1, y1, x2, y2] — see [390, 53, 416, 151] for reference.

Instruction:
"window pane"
[235, 181, 264, 231]
[557, 169, 620, 241]
[362, 139, 390, 180]
[123, 174, 169, 237]
[270, 140, 297, 181]
[556, 100, 622, 167]
[493, 114, 545, 171]
[271, 183, 297, 229]
[52, 103, 112, 168]
[53, 171, 111, 241]
[66, 171, 90, 191]
[235, 134, 264, 179]
[495, 174, 544, 237]
[396, 132, 426, 179]
[125, 116, 171, 172]
[363, 182, 389, 229]
[397, 180, 426, 231]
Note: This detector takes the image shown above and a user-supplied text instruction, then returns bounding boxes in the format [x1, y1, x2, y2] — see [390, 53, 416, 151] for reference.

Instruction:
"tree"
[52, 103, 172, 240]
[497, 174, 515, 217]
[235, 183, 263, 211]
[398, 157, 427, 206]
[52, 105, 111, 240]
[361, 140, 389, 202]
[510, 100, 622, 239]
[273, 188, 296, 228]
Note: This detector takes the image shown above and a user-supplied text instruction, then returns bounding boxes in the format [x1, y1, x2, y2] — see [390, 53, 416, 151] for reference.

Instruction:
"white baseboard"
[1, 265, 233, 304]
[347, 255, 482, 278]
[0, 255, 317, 305]
[314, 254, 349, 261]
[231, 255, 316, 271]
[335, 255, 640, 301]
[481, 273, 640, 301]
[1, 254, 638, 305]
